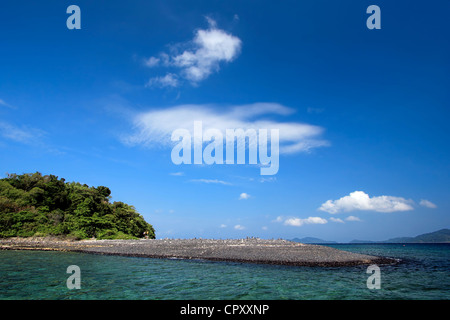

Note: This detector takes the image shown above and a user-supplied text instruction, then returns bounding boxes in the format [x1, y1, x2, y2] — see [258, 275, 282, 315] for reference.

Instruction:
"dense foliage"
[0, 172, 155, 239]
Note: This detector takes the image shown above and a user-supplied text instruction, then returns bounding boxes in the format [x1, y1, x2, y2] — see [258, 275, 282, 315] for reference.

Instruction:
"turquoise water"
[0, 244, 448, 300]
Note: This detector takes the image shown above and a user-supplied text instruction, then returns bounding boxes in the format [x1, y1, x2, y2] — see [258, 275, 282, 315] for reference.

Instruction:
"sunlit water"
[0, 244, 448, 299]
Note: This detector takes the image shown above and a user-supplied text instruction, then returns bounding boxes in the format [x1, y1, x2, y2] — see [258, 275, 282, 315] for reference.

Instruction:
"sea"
[0, 243, 448, 300]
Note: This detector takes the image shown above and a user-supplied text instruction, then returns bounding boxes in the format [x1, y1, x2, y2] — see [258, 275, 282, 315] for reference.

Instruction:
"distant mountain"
[291, 237, 337, 244]
[293, 229, 450, 244]
[349, 239, 377, 244]
[381, 237, 414, 243]
[349, 229, 450, 244]
[382, 229, 450, 243]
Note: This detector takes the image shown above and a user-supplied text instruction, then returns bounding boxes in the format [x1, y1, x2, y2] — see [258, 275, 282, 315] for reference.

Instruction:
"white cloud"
[146, 73, 179, 88]
[330, 217, 344, 223]
[0, 121, 45, 144]
[260, 177, 276, 183]
[123, 103, 328, 155]
[220, 224, 227, 228]
[239, 193, 250, 200]
[273, 216, 284, 223]
[234, 224, 245, 230]
[190, 179, 232, 185]
[419, 199, 437, 209]
[169, 172, 184, 176]
[205, 16, 220, 29]
[0, 120, 63, 155]
[145, 17, 242, 86]
[319, 191, 415, 214]
[0, 99, 14, 109]
[276, 216, 327, 227]
[345, 216, 362, 222]
[144, 56, 160, 67]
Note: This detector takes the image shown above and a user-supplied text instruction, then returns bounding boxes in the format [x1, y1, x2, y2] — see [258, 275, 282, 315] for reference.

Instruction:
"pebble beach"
[0, 237, 396, 267]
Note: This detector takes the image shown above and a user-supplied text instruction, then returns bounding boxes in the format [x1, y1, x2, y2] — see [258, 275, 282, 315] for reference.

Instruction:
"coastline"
[0, 237, 397, 267]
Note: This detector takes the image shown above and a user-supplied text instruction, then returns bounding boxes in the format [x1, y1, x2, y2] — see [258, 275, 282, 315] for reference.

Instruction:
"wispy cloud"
[146, 73, 179, 88]
[419, 199, 437, 209]
[259, 177, 276, 183]
[122, 103, 328, 155]
[145, 17, 242, 87]
[0, 120, 64, 155]
[345, 215, 362, 222]
[234, 224, 245, 230]
[0, 121, 45, 144]
[190, 178, 232, 185]
[169, 172, 184, 176]
[319, 191, 415, 214]
[144, 56, 160, 67]
[0, 99, 15, 109]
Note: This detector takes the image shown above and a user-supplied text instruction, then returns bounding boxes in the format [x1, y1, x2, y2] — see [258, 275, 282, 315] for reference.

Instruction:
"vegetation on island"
[0, 172, 155, 240]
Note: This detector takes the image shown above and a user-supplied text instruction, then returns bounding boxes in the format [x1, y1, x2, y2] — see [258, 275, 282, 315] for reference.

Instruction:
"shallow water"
[0, 244, 448, 299]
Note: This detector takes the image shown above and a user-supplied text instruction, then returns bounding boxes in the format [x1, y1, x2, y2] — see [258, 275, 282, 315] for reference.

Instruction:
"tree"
[0, 172, 155, 239]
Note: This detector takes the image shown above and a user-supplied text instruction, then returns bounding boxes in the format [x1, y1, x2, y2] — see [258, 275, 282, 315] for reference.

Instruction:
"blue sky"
[0, 0, 449, 241]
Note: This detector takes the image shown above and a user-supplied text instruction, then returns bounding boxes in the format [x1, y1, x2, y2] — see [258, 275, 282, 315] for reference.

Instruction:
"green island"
[0, 173, 397, 267]
[0, 172, 155, 240]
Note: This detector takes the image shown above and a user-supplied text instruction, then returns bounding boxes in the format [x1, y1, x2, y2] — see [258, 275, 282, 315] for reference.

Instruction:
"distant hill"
[294, 229, 450, 244]
[350, 229, 450, 244]
[382, 229, 450, 243]
[291, 237, 337, 244]
[349, 239, 377, 244]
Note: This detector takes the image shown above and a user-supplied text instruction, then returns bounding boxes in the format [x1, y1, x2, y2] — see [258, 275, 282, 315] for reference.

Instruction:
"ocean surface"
[0, 243, 448, 300]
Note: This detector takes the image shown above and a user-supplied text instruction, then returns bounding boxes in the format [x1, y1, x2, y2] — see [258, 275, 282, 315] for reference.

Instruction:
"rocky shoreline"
[0, 237, 397, 267]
